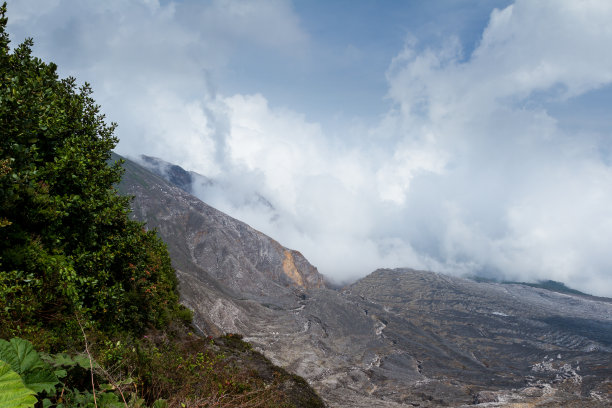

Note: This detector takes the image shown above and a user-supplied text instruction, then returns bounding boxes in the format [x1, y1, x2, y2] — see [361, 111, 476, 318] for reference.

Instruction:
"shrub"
[0, 3, 186, 345]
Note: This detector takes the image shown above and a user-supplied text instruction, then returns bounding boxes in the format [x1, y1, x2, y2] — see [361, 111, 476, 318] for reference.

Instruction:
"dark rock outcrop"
[140, 154, 196, 193]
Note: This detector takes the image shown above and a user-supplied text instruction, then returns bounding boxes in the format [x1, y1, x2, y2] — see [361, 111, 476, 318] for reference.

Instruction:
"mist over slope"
[134, 154, 612, 296]
[116, 153, 612, 407]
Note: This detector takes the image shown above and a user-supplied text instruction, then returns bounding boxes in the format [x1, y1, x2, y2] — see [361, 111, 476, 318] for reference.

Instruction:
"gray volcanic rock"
[114, 154, 612, 407]
[116, 154, 325, 301]
[139, 154, 199, 194]
[235, 268, 611, 407]
[338, 268, 612, 406]
[136, 154, 278, 215]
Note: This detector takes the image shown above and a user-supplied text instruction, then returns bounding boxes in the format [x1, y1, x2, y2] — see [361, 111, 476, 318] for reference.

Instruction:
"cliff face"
[115, 154, 612, 408]
[117, 154, 325, 300]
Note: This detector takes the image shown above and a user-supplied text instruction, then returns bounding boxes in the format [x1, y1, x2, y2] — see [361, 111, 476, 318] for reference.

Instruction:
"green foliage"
[0, 338, 59, 394]
[0, 334, 325, 408]
[3, 337, 155, 408]
[0, 2, 185, 343]
[41, 352, 95, 371]
[0, 360, 37, 408]
[120, 333, 284, 406]
[221, 333, 253, 352]
[0, 338, 43, 375]
[0, 4, 324, 407]
[56, 389, 125, 408]
[40, 346, 126, 408]
[21, 368, 58, 395]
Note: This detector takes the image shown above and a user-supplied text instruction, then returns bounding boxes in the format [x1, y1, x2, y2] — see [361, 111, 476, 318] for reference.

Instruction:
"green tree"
[0, 3, 184, 346]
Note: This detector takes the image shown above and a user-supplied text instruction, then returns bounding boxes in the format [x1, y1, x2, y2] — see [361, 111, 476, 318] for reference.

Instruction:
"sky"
[6, 0, 612, 296]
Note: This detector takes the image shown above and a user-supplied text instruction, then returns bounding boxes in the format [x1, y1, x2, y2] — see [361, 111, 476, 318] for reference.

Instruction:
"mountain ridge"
[134, 154, 608, 300]
[115, 153, 612, 407]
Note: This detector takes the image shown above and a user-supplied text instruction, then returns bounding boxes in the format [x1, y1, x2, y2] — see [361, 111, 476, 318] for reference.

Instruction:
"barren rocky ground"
[117, 154, 611, 407]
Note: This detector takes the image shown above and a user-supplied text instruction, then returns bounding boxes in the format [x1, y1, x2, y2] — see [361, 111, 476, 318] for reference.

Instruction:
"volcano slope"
[116, 154, 611, 407]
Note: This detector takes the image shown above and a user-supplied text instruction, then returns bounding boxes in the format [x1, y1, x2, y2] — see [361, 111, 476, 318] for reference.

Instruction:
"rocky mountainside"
[115, 153, 324, 331]
[115, 154, 611, 407]
[137, 154, 279, 216]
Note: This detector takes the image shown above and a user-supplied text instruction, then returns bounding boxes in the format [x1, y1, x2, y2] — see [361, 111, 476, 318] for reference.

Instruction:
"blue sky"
[216, 0, 514, 124]
[6, 0, 612, 296]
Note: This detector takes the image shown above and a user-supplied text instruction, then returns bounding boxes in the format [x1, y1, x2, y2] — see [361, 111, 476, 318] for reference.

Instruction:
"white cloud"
[6, 0, 612, 295]
[199, 0, 612, 293]
[223, 93, 328, 208]
[377, 0, 612, 295]
[474, 0, 612, 99]
[5, 0, 309, 174]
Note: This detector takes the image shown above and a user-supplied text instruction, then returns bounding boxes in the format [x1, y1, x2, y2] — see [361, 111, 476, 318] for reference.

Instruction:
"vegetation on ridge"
[0, 4, 324, 407]
[0, 2, 185, 342]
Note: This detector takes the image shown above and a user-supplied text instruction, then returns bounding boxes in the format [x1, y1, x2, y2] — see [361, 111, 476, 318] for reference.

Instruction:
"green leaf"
[97, 392, 120, 407]
[0, 361, 37, 408]
[128, 396, 146, 408]
[22, 366, 58, 394]
[41, 352, 97, 370]
[73, 354, 97, 370]
[53, 369, 67, 379]
[152, 399, 168, 408]
[0, 339, 59, 394]
[0, 338, 44, 375]
[98, 383, 113, 391]
[41, 352, 73, 367]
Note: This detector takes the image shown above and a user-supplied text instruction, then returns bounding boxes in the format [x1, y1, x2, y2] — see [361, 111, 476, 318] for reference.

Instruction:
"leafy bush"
[0, 2, 185, 344]
[0, 337, 163, 408]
